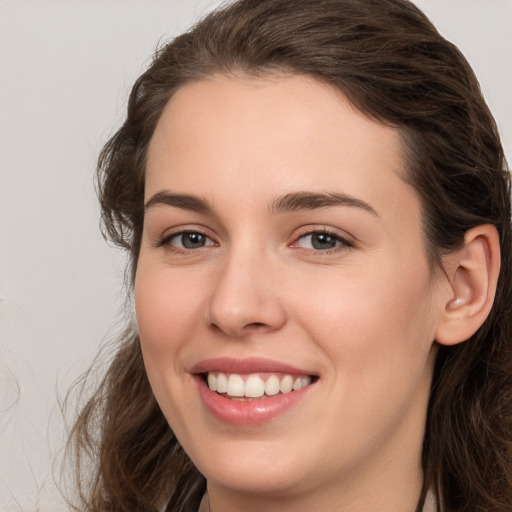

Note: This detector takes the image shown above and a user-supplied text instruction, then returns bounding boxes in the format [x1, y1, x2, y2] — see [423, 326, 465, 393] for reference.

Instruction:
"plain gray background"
[1, 1, 511, 510]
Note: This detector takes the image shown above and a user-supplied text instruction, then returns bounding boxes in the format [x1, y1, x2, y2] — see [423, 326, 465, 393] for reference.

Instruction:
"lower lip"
[194, 376, 315, 425]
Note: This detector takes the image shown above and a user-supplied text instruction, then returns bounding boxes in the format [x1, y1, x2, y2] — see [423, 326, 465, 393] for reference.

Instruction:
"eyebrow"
[144, 190, 378, 216]
[145, 191, 211, 213]
[270, 191, 378, 216]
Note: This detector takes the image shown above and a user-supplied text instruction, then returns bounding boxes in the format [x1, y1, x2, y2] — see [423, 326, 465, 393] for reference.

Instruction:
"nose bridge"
[206, 240, 287, 337]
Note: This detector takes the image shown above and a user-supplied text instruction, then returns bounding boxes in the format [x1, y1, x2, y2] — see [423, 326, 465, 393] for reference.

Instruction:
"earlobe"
[435, 224, 501, 346]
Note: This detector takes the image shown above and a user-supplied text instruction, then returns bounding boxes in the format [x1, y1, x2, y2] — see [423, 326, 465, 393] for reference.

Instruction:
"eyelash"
[157, 230, 216, 253]
[157, 227, 354, 255]
[290, 228, 355, 254]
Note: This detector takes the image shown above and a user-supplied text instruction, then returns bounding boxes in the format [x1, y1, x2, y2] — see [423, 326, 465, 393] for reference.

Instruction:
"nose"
[205, 249, 287, 338]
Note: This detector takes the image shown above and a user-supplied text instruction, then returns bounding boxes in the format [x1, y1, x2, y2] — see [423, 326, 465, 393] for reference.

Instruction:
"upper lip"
[190, 357, 317, 376]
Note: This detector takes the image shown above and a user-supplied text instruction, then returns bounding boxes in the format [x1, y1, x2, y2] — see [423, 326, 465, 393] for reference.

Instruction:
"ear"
[435, 224, 501, 346]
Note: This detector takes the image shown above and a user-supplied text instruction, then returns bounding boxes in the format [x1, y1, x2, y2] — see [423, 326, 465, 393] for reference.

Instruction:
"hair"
[66, 0, 512, 511]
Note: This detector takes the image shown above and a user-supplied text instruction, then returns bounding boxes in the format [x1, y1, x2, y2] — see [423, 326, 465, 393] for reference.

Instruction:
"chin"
[190, 438, 316, 496]
[203, 464, 311, 498]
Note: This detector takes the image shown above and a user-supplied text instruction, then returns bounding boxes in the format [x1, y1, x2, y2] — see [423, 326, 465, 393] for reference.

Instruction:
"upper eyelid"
[292, 233, 354, 249]
[292, 225, 356, 242]
[156, 226, 216, 248]
[159, 224, 215, 238]
[153, 224, 355, 248]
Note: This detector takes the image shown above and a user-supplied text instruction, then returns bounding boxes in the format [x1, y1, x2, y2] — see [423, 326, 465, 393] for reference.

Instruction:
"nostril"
[242, 322, 278, 333]
[246, 322, 266, 329]
[208, 320, 275, 337]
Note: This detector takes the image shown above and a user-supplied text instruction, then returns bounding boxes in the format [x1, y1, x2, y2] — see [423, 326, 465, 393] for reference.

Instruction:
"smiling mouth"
[203, 372, 319, 400]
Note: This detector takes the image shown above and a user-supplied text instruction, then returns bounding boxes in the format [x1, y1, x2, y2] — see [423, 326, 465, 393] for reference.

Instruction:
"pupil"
[182, 233, 205, 249]
[312, 233, 336, 250]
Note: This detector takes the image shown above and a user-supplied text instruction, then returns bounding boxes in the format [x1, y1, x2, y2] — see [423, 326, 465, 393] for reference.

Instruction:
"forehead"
[146, 74, 419, 228]
[148, 74, 404, 169]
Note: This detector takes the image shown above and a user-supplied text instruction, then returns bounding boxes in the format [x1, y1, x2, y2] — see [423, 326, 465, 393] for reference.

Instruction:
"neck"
[206, 454, 424, 512]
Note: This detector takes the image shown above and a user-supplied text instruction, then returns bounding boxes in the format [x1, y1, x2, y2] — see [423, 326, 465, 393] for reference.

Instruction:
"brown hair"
[66, 1, 512, 510]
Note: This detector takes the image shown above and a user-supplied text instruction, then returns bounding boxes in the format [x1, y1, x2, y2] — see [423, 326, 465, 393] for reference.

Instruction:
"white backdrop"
[1, 1, 511, 510]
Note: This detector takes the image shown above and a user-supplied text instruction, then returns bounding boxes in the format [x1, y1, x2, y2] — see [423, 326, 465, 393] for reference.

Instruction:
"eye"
[292, 230, 354, 252]
[164, 231, 215, 250]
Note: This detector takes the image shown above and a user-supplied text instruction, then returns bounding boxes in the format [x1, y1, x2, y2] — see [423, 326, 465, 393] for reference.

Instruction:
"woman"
[67, 0, 512, 510]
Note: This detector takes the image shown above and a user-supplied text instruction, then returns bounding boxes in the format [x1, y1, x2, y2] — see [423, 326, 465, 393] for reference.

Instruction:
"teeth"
[279, 375, 293, 394]
[264, 375, 280, 396]
[245, 375, 265, 398]
[206, 372, 313, 398]
[207, 373, 217, 392]
[216, 373, 228, 393]
[227, 374, 245, 397]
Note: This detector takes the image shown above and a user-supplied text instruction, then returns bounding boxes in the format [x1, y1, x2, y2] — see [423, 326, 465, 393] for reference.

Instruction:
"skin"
[135, 74, 452, 512]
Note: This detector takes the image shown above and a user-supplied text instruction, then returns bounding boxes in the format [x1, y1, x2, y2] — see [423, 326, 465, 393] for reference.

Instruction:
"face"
[136, 74, 445, 507]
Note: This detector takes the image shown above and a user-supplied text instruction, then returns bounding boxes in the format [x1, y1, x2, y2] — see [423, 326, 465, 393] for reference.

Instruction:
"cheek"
[292, 258, 437, 382]
[292, 263, 437, 449]
[134, 263, 207, 376]
[134, 263, 211, 437]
